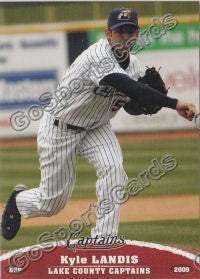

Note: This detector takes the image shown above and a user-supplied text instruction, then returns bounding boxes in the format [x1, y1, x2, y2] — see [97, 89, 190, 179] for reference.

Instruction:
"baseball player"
[1, 8, 196, 241]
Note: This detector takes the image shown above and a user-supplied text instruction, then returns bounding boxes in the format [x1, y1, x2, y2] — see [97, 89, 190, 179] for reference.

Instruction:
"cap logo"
[117, 9, 132, 20]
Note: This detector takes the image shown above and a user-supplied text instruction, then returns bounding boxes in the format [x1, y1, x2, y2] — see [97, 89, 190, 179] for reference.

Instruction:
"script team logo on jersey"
[118, 9, 132, 20]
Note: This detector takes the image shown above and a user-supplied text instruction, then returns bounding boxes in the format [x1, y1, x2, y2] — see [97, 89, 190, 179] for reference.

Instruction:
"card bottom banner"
[1, 240, 199, 279]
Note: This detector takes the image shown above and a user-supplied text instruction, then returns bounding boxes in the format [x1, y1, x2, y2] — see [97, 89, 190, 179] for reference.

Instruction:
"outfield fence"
[0, 13, 198, 138]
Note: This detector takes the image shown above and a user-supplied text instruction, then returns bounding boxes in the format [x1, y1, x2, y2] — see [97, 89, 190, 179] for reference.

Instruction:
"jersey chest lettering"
[93, 85, 128, 112]
[93, 85, 124, 98]
[111, 98, 128, 112]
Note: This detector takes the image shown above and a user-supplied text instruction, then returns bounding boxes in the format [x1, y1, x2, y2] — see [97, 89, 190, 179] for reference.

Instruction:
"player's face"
[105, 25, 139, 53]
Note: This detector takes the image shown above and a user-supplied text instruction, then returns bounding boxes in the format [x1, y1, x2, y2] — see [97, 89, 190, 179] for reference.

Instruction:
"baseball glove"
[123, 66, 169, 115]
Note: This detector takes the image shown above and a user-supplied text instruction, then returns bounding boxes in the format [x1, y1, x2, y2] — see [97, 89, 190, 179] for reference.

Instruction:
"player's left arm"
[99, 73, 177, 109]
[99, 73, 196, 121]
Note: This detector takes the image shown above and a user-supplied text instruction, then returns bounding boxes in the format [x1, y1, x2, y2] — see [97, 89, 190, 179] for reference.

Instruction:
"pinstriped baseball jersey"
[15, 37, 139, 239]
[50, 38, 141, 128]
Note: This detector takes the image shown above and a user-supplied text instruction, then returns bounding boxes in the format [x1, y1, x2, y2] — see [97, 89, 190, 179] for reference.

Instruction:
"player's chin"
[187, 113, 195, 121]
[118, 47, 130, 53]
[188, 116, 194, 121]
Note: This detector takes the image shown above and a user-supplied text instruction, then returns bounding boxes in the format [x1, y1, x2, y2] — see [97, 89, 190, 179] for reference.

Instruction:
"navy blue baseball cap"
[107, 8, 139, 30]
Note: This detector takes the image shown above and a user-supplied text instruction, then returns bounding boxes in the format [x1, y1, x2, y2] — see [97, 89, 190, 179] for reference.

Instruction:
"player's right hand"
[176, 101, 196, 121]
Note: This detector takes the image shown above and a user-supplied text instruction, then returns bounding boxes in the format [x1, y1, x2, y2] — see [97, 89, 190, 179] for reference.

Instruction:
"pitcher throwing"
[1, 8, 196, 241]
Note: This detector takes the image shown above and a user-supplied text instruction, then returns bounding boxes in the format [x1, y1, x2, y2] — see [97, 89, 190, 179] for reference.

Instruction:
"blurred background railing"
[0, 1, 198, 25]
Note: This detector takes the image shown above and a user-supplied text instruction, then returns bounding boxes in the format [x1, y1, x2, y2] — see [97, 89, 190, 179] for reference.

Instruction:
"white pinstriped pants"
[16, 112, 128, 237]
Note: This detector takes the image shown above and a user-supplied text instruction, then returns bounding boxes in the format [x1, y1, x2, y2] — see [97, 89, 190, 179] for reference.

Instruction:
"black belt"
[54, 119, 85, 131]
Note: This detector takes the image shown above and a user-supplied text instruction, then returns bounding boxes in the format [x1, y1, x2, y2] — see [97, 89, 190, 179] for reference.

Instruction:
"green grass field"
[0, 137, 199, 252]
[0, 138, 199, 202]
[1, 219, 199, 251]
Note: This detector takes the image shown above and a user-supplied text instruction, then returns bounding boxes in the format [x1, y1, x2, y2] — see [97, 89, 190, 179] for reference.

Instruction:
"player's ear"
[134, 29, 139, 39]
[105, 28, 112, 39]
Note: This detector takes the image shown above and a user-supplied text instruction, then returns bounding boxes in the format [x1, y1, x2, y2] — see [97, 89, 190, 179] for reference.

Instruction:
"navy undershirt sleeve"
[99, 73, 178, 109]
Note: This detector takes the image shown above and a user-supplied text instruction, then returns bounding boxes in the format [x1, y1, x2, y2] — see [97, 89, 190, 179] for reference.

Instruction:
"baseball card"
[0, 1, 199, 278]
